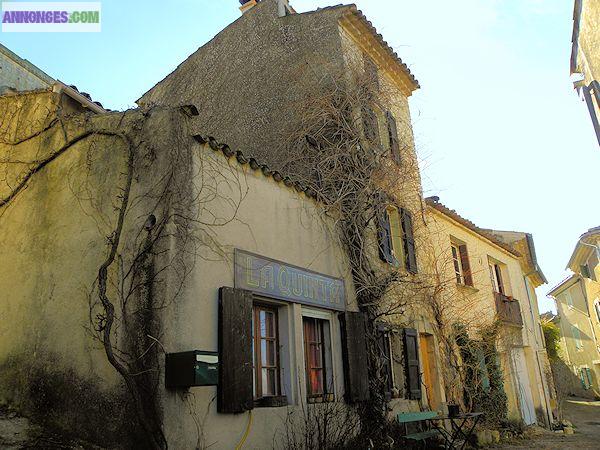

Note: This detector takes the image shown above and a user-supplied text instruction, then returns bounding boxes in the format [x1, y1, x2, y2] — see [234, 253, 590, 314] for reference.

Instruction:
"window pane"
[260, 310, 267, 337]
[265, 311, 275, 338]
[261, 340, 276, 366]
[310, 369, 324, 394]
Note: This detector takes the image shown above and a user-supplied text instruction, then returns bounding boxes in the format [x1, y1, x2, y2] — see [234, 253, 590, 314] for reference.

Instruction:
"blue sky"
[2, 0, 597, 313]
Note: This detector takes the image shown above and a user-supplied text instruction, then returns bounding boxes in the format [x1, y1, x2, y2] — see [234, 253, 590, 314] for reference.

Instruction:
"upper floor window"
[572, 325, 583, 350]
[488, 262, 505, 294]
[378, 204, 417, 273]
[363, 55, 379, 92]
[451, 241, 473, 286]
[253, 305, 281, 399]
[385, 111, 401, 164]
[565, 291, 574, 309]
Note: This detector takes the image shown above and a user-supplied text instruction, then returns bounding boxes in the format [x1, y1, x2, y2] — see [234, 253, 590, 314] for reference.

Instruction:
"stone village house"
[548, 226, 600, 399]
[0, 1, 553, 448]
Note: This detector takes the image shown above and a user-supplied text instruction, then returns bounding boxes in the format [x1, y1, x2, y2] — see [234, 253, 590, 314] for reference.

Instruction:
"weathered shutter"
[386, 111, 401, 164]
[362, 106, 379, 144]
[218, 287, 254, 413]
[340, 312, 370, 403]
[459, 245, 473, 286]
[363, 55, 380, 91]
[403, 328, 421, 400]
[581, 264, 591, 279]
[401, 208, 417, 273]
[377, 208, 394, 264]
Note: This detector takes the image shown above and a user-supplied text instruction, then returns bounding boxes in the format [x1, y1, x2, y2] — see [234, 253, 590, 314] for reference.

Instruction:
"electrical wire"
[235, 410, 253, 450]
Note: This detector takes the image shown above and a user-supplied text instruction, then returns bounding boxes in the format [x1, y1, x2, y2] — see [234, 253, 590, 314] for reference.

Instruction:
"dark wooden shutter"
[340, 312, 370, 403]
[401, 208, 417, 273]
[581, 264, 591, 279]
[386, 111, 401, 164]
[459, 245, 473, 286]
[218, 287, 254, 413]
[362, 106, 379, 144]
[377, 208, 394, 264]
[363, 55, 380, 91]
[403, 328, 421, 400]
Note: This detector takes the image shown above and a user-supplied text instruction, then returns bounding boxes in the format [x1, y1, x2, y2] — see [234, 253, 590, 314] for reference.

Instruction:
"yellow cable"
[235, 410, 253, 450]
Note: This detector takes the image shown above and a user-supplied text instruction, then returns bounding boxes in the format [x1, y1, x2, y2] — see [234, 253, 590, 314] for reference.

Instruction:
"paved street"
[493, 398, 600, 449]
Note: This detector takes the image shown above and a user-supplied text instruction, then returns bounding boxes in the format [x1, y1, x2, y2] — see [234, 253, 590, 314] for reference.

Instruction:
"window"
[253, 305, 281, 399]
[580, 367, 593, 389]
[489, 262, 505, 294]
[451, 242, 473, 286]
[565, 291, 574, 309]
[363, 55, 379, 91]
[362, 105, 380, 144]
[377, 205, 417, 273]
[595, 299, 600, 322]
[385, 111, 401, 164]
[572, 325, 583, 350]
[303, 316, 333, 401]
[377, 329, 394, 397]
[581, 263, 592, 279]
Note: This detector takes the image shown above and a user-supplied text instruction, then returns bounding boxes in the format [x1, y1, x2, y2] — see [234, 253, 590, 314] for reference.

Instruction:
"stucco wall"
[0, 92, 146, 445]
[159, 144, 361, 449]
[577, 0, 600, 85]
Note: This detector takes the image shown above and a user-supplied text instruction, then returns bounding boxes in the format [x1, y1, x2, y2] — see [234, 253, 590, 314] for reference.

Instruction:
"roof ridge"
[425, 197, 521, 257]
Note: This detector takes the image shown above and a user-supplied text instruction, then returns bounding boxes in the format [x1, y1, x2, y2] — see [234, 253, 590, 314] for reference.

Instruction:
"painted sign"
[234, 249, 346, 311]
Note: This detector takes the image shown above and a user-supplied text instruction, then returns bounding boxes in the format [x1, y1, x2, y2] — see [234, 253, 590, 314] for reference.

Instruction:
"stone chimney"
[239, 0, 258, 14]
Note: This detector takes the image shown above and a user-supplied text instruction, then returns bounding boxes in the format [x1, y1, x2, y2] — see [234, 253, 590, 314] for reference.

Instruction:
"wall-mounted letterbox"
[165, 351, 219, 388]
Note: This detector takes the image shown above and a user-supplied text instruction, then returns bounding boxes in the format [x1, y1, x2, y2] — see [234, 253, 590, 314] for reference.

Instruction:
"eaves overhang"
[338, 5, 419, 95]
[566, 225, 600, 271]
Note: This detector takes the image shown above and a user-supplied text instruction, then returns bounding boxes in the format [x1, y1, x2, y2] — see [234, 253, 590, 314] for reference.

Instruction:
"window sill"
[456, 283, 478, 293]
[254, 396, 288, 408]
[307, 393, 335, 404]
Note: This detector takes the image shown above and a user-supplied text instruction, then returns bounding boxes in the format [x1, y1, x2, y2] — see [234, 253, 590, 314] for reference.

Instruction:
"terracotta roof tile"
[425, 197, 520, 257]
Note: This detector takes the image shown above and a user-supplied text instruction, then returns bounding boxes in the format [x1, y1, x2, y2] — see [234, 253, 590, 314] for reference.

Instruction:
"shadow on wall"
[0, 353, 145, 448]
[551, 359, 599, 404]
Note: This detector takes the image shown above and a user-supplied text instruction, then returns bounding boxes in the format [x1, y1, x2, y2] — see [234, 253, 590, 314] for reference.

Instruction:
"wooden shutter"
[340, 312, 370, 403]
[386, 111, 401, 164]
[401, 208, 417, 273]
[363, 55, 380, 91]
[459, 245, 473, 286]
[403, 328, 421, 400]
[218, 287, 254, 413]
[377, 208, 394, 264]
[362, 106, 379, 144]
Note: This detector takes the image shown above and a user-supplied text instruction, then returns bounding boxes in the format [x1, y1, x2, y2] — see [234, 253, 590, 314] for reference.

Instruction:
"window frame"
[489, 262, 505, 294]
[252, 303, 282, 400]
[572, 324, 583, 351]
[451, 243, 464, 285]
[302, 314, 334, 402]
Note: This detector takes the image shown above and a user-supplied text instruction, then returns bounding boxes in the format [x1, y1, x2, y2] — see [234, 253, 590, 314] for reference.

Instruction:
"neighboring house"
[0, 43, 106, 113]
[548, 227, 600, 398]
[570, 0, 600, 146]
[426, 197, 553, 426]
[0, 43, 54, 93]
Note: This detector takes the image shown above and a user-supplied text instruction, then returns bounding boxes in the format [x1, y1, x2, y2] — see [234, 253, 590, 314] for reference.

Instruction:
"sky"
[2, 0, 598, 313]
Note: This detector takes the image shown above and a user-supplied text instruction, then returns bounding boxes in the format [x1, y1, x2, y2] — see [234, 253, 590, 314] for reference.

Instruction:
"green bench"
[397, 411, 442, 444]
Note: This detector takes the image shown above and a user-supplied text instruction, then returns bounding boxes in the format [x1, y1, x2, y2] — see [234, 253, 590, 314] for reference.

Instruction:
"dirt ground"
[493, 397, 600, 449]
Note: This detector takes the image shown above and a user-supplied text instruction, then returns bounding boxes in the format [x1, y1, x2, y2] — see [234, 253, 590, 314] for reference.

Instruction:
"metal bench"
[397, 411, 441, 444]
